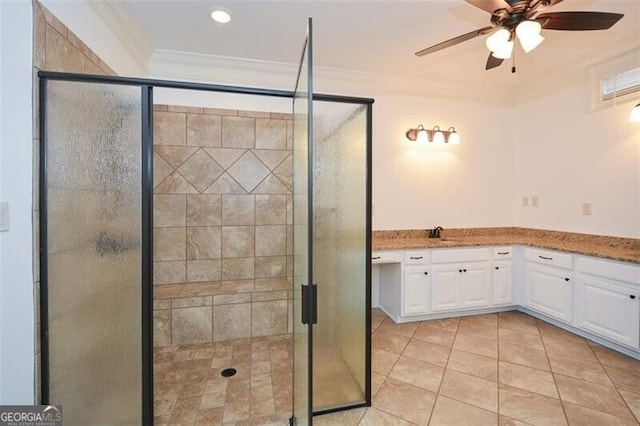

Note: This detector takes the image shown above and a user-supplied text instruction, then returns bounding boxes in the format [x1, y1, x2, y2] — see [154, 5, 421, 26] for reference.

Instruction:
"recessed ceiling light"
[211, 9, 231, 24]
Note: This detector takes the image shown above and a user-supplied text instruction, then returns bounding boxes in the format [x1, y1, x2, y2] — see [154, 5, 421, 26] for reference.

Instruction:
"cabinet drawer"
[525, 248, 572, 270]
[404, 250, 429, 265]
[492, 247, 512, 259]
[431, 247, 489, 264]
[578, 257, 639, 284]
[371, 251, 403, 264]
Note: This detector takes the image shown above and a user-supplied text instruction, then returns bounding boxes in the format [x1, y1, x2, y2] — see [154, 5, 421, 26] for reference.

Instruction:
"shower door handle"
[301, 283, 318, 325]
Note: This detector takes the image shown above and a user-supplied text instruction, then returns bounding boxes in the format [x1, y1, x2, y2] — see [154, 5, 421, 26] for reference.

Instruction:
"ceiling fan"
[415, 0, 624, 71]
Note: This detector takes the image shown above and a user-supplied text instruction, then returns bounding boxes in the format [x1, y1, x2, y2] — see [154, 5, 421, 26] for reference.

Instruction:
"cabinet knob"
[424, 272, 428, 275]
[463, 269, 467, 273]
[458, 269, 462, 273]
[495, 266, 499, 270]
[564, 278, 570, 282]
[631, 295, 637, 300]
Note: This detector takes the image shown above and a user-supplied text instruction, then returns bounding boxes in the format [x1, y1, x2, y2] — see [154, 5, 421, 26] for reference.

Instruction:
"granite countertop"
[373, 227, 640, 265]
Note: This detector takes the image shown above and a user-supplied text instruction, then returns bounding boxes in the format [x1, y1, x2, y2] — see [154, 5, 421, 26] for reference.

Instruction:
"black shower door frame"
[38, 71, 373, 424]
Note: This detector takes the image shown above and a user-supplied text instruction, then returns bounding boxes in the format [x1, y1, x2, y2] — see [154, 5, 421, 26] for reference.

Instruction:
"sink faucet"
[428, 226, 443, 239]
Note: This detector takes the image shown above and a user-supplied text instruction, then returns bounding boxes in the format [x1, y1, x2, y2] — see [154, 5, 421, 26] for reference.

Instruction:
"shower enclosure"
[40, 21, 372, 425]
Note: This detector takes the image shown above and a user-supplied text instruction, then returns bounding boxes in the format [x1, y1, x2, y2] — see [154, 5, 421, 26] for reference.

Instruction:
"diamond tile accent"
[226, 151, 270, 193]
[177, 149, 224, 192]
[204, 173, 246, 194]
[252, 149, 289, 171]
[155, 146, 198, 169]
[272, 154, 292, 190]
[154, 172, 198, 194]
[204, 148, 246, 170]
[252, 174, 290, 195]
[154, 152, 173, 188]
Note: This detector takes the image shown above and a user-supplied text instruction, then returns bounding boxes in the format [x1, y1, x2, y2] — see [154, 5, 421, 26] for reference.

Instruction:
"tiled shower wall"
[32, 1, 118, 403]
[152, 105, 294, 347]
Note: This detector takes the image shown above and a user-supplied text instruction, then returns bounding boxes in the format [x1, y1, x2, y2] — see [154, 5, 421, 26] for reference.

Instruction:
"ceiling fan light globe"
[519, 33, 545, 53]
[492, 40, 514, 59]
[485, 28, 510, 52]
[516, 20, 542, 39]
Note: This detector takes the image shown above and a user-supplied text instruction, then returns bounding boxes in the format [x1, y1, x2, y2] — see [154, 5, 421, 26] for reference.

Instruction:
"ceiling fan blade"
[464, 0, 512, 14]
[537, 11, 624, 31]
[415, 26, 493, 57]
[485, 53, 504, 70]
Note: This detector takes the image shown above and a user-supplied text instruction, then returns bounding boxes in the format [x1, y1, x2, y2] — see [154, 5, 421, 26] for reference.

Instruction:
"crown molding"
[89, 0, 153, 73]
[148, 49, 516, 105]
[513, 34, 640, 105]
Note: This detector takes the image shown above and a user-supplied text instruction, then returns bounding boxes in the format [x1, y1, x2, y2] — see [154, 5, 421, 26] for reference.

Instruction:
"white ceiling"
[125, 0, 640, 90]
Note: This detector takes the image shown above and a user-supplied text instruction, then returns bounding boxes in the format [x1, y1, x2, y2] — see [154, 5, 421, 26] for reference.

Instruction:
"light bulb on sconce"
[416, 124, 429, 144]
[629, 102, 640, 123]
[446, 127, 460, 144]
[406, 124, 461, 145]
[432, 126, 445, 144]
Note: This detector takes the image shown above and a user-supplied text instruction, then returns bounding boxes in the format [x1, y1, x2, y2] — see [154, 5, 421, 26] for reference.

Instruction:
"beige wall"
[152, 105, 293, 347]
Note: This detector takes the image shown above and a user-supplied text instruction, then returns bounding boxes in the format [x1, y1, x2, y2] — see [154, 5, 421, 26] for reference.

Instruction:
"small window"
[590, 50, 640, 111]
[601, 66, 640, 101]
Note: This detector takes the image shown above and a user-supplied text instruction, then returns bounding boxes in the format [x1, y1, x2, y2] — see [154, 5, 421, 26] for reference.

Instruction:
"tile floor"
[153, 334, 292, 425]
[154, 310, 640, 425]
[317, 309, 640, 425]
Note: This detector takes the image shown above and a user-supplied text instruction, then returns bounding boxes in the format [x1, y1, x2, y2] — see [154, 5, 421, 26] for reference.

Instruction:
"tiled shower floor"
[153, 334, 292, 425]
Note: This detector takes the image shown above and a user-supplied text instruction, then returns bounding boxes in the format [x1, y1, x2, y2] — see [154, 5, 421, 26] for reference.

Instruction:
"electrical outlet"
[522, 196, 529, 207]
[582, 203, 592, 216]
[531, 196, 539, 208]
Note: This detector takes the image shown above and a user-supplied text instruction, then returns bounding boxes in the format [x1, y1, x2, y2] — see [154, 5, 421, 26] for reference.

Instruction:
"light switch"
[0, 202, 8, 232]
[582, 203, 592, 216]
[522, 196, 529, 207]
[531, 196, 539, 208]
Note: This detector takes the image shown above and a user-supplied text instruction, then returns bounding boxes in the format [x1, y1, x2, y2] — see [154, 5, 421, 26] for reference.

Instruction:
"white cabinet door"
[431, 266, 459, 312]
[460, 265, 491, 308]
[576, 274, 640, 349]
[402, 267, 429, 316]
[493, 260, 513, 305]
[525, 263, 572, 322]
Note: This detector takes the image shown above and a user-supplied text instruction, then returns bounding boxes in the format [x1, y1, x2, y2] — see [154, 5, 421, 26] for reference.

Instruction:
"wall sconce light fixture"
[629, 101, 640, 123]
[406, 124, 460, 145]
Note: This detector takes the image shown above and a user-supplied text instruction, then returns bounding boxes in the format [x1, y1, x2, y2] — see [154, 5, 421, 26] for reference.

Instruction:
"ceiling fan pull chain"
[511, 46, 516, 74]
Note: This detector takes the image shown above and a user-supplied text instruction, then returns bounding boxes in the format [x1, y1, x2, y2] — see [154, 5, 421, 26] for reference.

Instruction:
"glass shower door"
[312, 100, 369, 413]
[41, 79, 151, 424]
[292, 18, 314, 426]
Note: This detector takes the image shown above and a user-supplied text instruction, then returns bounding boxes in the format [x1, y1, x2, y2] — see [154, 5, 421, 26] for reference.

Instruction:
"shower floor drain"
[221, 368, 237, 378]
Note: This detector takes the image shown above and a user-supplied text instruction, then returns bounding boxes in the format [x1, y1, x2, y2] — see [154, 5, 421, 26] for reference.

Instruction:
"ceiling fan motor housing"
[491, 0, 540, 30]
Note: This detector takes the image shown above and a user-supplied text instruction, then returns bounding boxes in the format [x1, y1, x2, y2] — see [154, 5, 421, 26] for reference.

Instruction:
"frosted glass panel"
[292, 28, 312, 425]
[312, 101, 368, 411]
[45, 80, 142, 425]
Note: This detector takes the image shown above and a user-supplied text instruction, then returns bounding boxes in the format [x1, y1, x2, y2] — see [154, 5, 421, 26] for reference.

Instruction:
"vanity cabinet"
[402, 251, 430, 316]
[492, 247, 513, 305]
[524, 248, 573, 322]
[373, 243, 640, 357]
[575, 257, 640, 349]
[430, 248, 491, 312]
